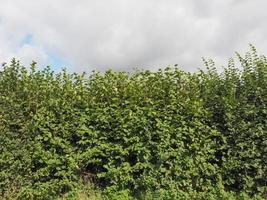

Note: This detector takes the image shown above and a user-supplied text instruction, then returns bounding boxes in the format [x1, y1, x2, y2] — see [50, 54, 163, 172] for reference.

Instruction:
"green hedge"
[0, 45, 266, 199]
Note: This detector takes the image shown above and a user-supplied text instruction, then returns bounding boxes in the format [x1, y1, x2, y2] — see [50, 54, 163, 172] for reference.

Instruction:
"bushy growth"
[0, 46, 266, 199]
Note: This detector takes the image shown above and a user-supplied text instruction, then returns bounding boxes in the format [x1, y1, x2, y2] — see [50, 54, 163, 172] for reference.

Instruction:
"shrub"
[0, 45, 266, 199]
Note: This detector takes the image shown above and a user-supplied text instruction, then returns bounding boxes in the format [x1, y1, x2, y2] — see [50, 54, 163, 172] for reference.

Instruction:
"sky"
[0, 0, 266, 73]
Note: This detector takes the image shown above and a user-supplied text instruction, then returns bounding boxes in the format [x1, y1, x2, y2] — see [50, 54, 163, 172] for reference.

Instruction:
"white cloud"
[0, 0, 266, 72]
[14, 44, 47, 66]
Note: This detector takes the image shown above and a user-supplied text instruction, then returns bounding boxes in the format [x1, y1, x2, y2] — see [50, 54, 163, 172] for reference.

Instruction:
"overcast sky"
[0, 0, 266, 72]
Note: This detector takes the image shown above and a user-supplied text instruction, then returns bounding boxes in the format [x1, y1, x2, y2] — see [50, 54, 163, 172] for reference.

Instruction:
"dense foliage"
[0, 46, 266, 199]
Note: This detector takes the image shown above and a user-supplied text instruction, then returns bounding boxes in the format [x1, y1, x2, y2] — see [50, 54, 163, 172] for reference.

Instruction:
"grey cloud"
[0, 0, 266, 72]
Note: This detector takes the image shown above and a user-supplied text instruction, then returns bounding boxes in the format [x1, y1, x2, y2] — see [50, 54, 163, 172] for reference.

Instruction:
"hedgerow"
[0, 45, 266, 199]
